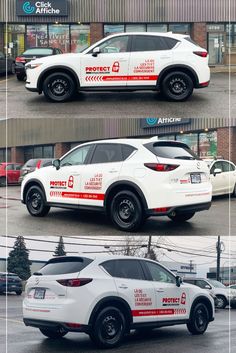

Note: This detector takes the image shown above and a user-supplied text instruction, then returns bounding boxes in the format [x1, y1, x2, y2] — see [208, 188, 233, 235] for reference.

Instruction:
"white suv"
[25, 32, 210, 102]
[23, 255, 215, 348]
[21, 138, 212, 232]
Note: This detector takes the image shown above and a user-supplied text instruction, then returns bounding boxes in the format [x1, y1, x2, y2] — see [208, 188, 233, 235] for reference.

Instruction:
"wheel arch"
[104, 181, 148, 213]
[37, 66, 80, 93]
[158, 65, 199, 88]
[88, 296, 133, 331]
[189, 295, 214, 322]
[23, 179, 47, 204]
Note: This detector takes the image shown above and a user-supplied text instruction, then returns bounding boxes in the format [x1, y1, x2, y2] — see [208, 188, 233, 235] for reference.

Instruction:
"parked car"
[23, 255, 214, 348]
[19, 158, 54, 183]
[204, 159, 236, 197]
[0, 162, 22, 186]
[227, 284, 236, 308]
[0, 51, 15, 75]
[183, 278, 230, 309]
[25, 32, 210, 102]
[21, 138, 212, 232]
[0, 272, 23, 295]
[15, 47, 63, 81]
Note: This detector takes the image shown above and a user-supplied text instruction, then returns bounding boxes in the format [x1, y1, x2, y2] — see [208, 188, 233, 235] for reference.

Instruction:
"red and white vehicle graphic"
[25, 32, 210, 102]
[23, 255, 215, 349]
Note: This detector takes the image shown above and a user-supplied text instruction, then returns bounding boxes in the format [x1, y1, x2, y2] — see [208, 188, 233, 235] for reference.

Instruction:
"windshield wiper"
[33, 272, 43, 276]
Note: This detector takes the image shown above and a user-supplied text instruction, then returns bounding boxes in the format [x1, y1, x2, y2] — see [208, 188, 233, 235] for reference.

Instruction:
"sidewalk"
[210, 65, 236, 73]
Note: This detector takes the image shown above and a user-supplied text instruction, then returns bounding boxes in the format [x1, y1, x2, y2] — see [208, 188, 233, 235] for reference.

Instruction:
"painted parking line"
[0, 317, 24, 325]
[0, 77, 15, 84]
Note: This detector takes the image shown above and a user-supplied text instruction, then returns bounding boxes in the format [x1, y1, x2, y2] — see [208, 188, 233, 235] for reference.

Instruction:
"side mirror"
[176, 276, 182, 287]
[213, 168, 222, 176]
[205, 284, 211, 289]
[92, 47, 100, 57]
[53, 159, 60, 170]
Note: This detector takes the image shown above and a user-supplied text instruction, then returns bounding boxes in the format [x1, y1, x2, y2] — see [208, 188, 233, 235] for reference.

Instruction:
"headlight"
[26, 63, 42, 70]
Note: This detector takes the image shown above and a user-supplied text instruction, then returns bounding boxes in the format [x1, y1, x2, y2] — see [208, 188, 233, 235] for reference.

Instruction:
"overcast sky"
[0, 235, 235, 277]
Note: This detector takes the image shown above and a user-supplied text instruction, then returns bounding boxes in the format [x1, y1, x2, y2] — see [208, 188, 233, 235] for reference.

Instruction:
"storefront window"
[125, 24, 146, 32]
[147, 24, 167, 32]
[0, 149, 11, 163]
[199, 131, 217, 158]
[26, 25, 48, 48]
[70, 25, 90, 53]
[169, 24, 190, 34]
[24, 145, 54, 161]
[158, 135, 175, 141]
[4, 24, 25, 57]
[49, 25, 70, 53]
[104, 24, 125, 36]
[226, 23, 236, 48]
[176, 133, 198, 155]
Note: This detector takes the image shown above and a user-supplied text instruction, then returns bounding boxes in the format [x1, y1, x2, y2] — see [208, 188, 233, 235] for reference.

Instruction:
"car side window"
[96, 36, 129, 53]
[145, 261, 175, 284]
[121, 144, 136, 160]
[195, 280, 209, 289]
[15, 165, 21, 170]
[222, 161, 234, 172]
[6, 164, 14, 170]
[101, 260, 145, 280]
[131, 35, 178, 52]
[210, 161, 222, 174]
[90, 144, 123, 164]
[61, 145, 92, 167]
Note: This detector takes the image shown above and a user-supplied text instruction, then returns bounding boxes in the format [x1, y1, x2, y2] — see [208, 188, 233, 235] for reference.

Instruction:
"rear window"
[38, 257, 93, 275]
[23, 48, 53, 56]
[23, 159, 38, 168]
[144, 141, 200, 160]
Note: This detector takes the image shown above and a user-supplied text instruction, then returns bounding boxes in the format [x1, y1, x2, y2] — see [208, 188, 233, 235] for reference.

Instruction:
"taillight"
[15, 57, 26, 63]
[36, 160, 42, 169]
[154, 207, 170, 213]
[193, 51, 208, 58]
[144, 163, 179, 172]
[57, 278, 92, 287]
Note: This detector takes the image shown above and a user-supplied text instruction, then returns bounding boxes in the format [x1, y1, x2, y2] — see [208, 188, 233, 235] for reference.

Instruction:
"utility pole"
[216, 236, 224, 281]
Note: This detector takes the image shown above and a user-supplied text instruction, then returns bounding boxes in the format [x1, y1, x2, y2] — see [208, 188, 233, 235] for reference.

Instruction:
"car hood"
[26, 53, 83, 66]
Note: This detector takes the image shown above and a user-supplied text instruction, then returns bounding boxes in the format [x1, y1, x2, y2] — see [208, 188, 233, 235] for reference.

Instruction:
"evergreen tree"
[54, 236, 66, 256]
[7, 236, 31, 280]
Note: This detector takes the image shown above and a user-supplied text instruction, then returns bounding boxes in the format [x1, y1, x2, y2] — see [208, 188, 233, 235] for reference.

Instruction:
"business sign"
[16, 0, 68, 16]
[140, 117, 191, 128]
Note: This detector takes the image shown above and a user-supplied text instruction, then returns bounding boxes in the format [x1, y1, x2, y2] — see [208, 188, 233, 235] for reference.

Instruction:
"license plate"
[34, 288, 45, 299]
[190, 173, 201, 184]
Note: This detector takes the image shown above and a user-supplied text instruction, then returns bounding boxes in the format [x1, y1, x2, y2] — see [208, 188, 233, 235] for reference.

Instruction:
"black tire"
[89, 306, 126, 349]
[43, 72, 76, 102]
[230, 303, 236, 309]
[39, 327, 67, 339]
[187, 303, 209, 335]
[168, 212, 195, 222]
[25, 185, 50, 217]
[232, 184, 236, 197]
[16, 73, 25, 81]
[161, 71, 194, 101]
[15, 290, 22, 295]
[216, 295, 227, 309]
[0, 177, 7, 187]
[109, 190, 145, 232]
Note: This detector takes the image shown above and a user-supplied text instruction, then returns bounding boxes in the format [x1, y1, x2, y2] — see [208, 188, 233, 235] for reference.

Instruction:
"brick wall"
[90, 23, 104, 45]
[10, 147, 24, 163]
[217, 127, 236, 164]
[54, 143, 71, 158]
[191, 23, 207, 49]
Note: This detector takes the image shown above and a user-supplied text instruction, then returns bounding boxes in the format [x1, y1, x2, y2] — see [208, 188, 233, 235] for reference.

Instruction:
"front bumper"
[146, 201, 211, 216]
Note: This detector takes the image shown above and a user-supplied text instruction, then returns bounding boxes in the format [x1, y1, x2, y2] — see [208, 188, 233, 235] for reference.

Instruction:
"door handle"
[156, 288, 164, 293]
[118, 285, 128, 289]
[109, 169, 118, 173]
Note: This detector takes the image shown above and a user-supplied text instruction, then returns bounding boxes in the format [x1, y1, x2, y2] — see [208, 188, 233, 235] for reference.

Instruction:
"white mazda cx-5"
[21, 137, 212, 232]
[25, 32, 210, 102]
[23, 255, 215, 348]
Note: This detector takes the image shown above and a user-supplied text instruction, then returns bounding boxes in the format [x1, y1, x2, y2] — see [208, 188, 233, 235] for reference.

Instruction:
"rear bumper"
[196, 80, 210, 88]
[0, 284, 22, 292]
[23, 318, 90, 333]
[25, 85, 39, 92]
[146, 201, 211, 217]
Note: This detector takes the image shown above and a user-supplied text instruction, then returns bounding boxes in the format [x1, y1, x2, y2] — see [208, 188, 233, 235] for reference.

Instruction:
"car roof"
[105, 32, 187, 40]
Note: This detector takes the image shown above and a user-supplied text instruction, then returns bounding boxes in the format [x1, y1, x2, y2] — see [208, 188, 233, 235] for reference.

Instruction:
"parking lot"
[0, 186, 235, 235]
[0, 293, 235, 353]
[0, 72, 235, 119]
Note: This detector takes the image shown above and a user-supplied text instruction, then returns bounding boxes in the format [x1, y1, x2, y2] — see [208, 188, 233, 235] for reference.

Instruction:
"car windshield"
[144, 141, 200, 160]
[207, 279, 226, 288]
[23, 48, 53, 56]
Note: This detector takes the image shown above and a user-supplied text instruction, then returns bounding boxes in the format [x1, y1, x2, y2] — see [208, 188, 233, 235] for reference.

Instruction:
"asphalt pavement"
[0, 186, 235, 236]
[0, 293, 235, 353]
[0, 73, 235, 119]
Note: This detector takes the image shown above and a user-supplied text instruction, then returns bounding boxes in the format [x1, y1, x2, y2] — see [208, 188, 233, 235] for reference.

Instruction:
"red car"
[0, 163, 22, 186]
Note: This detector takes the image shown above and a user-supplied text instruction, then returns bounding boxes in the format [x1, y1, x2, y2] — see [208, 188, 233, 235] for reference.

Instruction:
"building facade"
[0, 0, 235, 65]
[0, 117, 235, 164]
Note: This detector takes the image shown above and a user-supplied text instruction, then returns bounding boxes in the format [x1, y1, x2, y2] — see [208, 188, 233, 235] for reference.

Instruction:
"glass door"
[208, 33, 225, 65]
